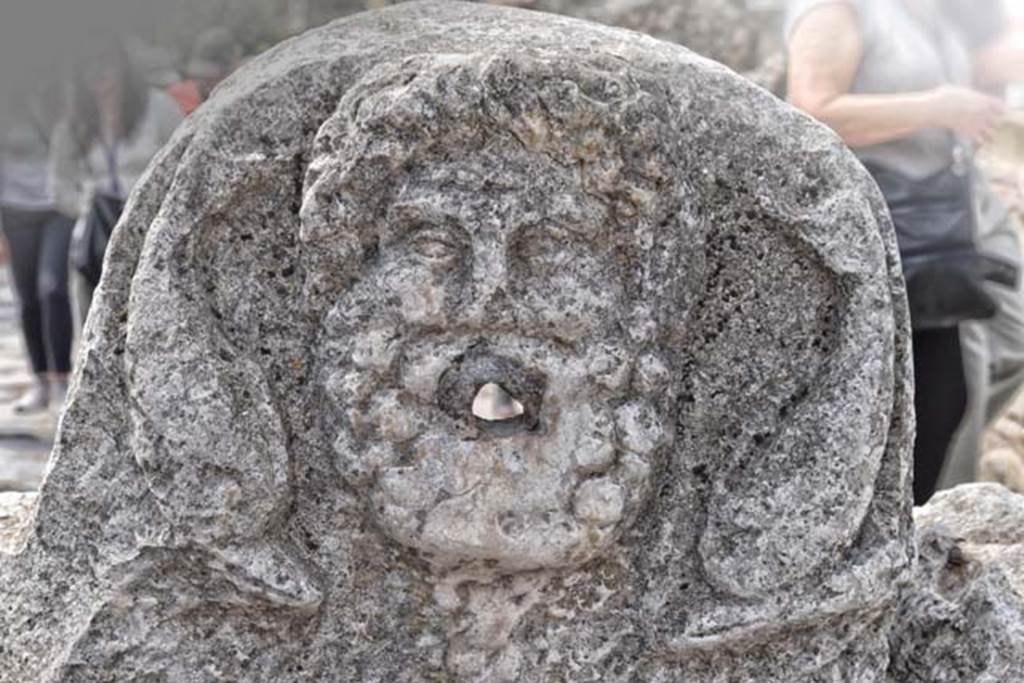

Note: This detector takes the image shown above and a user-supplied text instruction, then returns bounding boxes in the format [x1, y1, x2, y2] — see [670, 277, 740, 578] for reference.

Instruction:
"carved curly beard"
[323, 328, 672, 575]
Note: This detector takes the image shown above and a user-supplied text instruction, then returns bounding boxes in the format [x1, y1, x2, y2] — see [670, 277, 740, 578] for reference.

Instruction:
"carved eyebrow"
[386, 198, 600, 244]
[387, 201, 442, 227]
[555, 220, 599, 240]
[384, 201, 468, 243]
[387, 200, 444, 224]
[517, 220, 598, 244]
[524, 201, 606, 240]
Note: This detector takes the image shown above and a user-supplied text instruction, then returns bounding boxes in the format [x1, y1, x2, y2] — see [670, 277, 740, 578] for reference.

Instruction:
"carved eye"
[410, 230, 462, 262]
[517, 230, 569, 266]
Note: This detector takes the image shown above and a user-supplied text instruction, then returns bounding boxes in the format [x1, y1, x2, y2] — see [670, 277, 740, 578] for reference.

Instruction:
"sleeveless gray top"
[785, 0, 972, 180]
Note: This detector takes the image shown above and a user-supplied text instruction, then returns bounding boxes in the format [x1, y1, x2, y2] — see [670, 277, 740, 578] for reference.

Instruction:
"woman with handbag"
[938, 3, 1024, 491]
[0, 84, 76, 414]
[49, 37, 183, 326]
[785, 0, 1017, 505]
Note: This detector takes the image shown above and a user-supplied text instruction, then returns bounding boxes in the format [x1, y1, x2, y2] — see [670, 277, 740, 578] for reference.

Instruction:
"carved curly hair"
[299, 51, 696, 313]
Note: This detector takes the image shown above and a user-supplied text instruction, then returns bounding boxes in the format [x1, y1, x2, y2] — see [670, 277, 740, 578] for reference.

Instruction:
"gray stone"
[0, 491, 35, 554]
[0, 2, 914, 680]
[341, 0, 788, 92]
[888, 485, 1024, 681]
[913, 484, 1024, 596]
[536, 0, 784, 88]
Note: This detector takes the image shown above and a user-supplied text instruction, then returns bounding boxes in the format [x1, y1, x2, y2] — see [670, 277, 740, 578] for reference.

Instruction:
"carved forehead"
[382, 148, 613, 241]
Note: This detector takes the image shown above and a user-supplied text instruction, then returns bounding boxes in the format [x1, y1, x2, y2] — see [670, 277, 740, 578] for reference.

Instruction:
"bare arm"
[974, 23, 1024, 88]
[787, 4, 1005, 147]
[48, 120, 84, 219]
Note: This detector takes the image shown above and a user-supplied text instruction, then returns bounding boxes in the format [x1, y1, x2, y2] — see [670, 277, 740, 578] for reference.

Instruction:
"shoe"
[13, 379, 50, 414]
[50, 379, 69, 413]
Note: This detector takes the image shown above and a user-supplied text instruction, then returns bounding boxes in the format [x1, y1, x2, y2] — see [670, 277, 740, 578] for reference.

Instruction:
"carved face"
[312, 137, 675, 574]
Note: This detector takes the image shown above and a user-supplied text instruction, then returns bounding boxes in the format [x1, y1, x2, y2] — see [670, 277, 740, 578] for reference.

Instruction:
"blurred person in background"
[938, 1, 1024, 490]
[50, 37, 183, 325]
[124, 36, 185, 92]
[0, 83, 75, 413]
[167, 28, 243, 116]
[786, 0, 1023, 505]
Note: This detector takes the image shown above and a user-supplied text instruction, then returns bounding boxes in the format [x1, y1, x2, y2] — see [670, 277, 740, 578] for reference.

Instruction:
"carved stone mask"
[0, 5, 916, 681]
[302, 54, 688, 575]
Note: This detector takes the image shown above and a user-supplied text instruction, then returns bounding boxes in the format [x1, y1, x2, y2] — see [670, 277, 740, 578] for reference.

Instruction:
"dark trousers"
[1, 206, 74, 375]
[911, 327, 968, 506]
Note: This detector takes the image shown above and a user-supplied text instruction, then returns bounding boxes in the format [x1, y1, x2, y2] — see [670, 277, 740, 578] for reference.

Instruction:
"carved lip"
[434, 345, 547, 436]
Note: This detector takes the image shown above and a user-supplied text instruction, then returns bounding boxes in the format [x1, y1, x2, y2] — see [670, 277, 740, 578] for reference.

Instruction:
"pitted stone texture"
[888, 486, 1024, 681]
[537, 0, 785, 89]
[913, 484, 1024, 597]
[319, 0, 788, 91]
[0, 3, 913, 681]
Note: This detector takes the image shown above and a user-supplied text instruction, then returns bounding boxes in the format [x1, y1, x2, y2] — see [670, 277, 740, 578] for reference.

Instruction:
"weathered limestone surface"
[536, 0, 785, 90]
[889, 485, 1024, 681]
[914, 484, 1024, 596]
[311, 0, 787, 91]
[1, 2, 915, 680]
[0, 492, 35, 554]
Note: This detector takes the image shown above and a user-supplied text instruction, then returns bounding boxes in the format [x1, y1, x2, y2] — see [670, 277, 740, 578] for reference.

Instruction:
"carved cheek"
[507, 234, 617, 336]
[400, 282, 447, 326]
[380, 265, 448, 326]
[521, 276, 615, 341]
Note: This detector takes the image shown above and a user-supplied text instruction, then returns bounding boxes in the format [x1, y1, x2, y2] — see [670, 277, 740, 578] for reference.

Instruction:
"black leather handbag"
[867, 157, 1018, 330]
[70, 189, 124, 288]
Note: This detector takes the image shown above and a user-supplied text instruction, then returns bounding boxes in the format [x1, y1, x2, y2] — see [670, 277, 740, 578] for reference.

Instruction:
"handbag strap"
[101, 140, 123, 197]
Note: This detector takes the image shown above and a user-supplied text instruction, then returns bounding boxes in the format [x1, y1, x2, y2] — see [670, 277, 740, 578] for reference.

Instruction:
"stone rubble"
[889, 484, 1024, 682]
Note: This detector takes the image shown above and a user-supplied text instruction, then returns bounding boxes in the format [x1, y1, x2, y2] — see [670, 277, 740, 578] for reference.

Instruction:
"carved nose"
[473, 247, 508, 300]
[436, 347, 546, 436]
[464, 246, 513, 326]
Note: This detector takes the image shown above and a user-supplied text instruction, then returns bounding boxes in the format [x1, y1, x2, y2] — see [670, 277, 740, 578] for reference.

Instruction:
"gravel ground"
[0, 268, 53, 492]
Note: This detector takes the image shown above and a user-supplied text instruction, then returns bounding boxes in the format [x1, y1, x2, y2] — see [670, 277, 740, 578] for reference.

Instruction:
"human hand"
[930, 85, 1007, 145]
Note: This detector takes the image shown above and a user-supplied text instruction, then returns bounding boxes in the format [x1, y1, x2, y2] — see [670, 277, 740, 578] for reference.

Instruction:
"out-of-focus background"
[2, 0, 1024, 495]
[0, 0, 790, 103]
